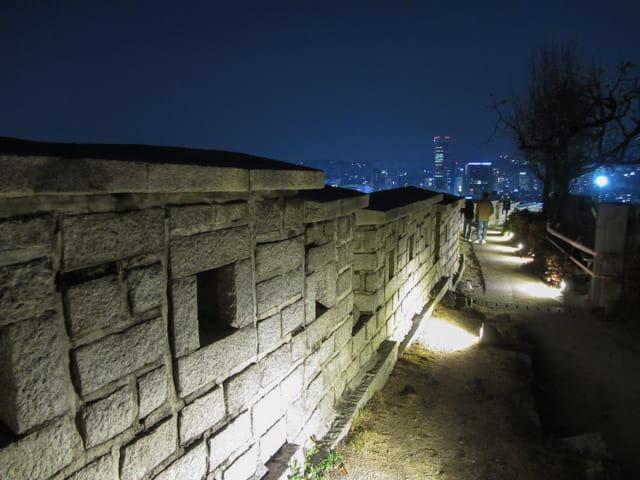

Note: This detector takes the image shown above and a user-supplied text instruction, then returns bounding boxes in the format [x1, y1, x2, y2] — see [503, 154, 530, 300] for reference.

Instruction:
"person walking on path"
[475, 192, 494, 243]
[462, 199, 475, 241]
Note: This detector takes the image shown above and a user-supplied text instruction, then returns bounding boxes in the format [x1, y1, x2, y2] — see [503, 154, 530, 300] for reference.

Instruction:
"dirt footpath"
[330, 303, 585, 480]
[327, 237, 636, 480]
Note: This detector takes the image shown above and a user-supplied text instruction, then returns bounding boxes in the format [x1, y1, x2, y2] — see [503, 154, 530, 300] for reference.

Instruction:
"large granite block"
[0, 314, 72, 434]
[82, 384, 136, 448]
[281, 300, 304, 336]
[120, 416, 177, 480]
[0, 416, 81, 480]
[305, 241, 335, 273]
[256, 266, 303, 316]
[66, 274, 126, 337]
[153, 442, 207, 480]
[260, 343, 292, 388]
[169, 204, 215, 236]
[252, 386, 284, 437]
[127, 263, 164, 314]
[169, 226, 250, 279]
[257, 313, 281, 354]
[63, 209, 164, 271]
[169, 276, 199, 357]
[255, 236, 304, 278]
[65, 453, 116, 480]
[73, 317, 165, 395]
[179, 386, 225, 444]
[223, 444, 259, 480]
[176, 327, 257, 397]
[0, 215, 54, 253]
[0, 259, 56, 326]
[138, 365, 168, 418]
[224, 363, 260, 416]
[208, 411, 252, 471]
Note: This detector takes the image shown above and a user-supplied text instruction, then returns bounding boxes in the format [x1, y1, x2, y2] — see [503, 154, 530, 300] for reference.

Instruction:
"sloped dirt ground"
[327, 243, 631, 480]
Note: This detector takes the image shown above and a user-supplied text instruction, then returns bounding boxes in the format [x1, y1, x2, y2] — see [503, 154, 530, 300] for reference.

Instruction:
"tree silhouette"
[492, 42, 640, 224]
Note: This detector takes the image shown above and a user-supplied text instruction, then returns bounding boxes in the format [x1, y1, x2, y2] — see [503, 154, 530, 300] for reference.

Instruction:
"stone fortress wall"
[0, 138, 464, 480]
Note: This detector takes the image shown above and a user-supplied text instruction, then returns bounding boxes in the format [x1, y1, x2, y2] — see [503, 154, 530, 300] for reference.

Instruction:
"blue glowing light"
[595, 175, 609, 187]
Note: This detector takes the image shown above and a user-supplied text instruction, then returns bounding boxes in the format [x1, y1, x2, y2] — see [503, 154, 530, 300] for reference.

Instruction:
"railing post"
[591, 204, 628, 312]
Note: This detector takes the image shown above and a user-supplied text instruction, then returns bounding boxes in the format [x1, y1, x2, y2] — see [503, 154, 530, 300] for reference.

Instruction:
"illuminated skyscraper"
[433, 135, 451, 192]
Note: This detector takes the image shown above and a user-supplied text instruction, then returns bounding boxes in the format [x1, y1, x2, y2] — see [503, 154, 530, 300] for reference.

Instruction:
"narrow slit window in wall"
[388, 249, 395, 280]
[197, 264, 237, 346]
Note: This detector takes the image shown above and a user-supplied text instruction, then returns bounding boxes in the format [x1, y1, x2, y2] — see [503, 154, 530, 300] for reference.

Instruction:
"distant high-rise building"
[433, 136, 451, 193]
[465, 162, 494, 199]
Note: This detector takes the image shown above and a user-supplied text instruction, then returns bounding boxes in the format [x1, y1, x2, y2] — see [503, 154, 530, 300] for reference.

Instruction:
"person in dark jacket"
[462, 199, 475, 241]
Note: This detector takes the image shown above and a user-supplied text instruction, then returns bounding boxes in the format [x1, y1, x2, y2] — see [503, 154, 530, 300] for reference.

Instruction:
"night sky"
[1, 1, 638, 171]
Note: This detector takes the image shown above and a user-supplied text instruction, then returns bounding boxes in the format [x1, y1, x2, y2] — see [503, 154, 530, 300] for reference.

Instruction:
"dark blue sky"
[1, 1, 638, 170]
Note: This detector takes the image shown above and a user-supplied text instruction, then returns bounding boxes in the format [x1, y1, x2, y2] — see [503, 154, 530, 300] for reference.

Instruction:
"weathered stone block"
[290, 328, 307, 364]
[224, 363, 260, 415]
[336, 268, 352, 297]
[180, 386, 225, 444]
[364, 270, 383, 293]
[223, 444, 259, 480]
[120, 416, 177, 480]
[0, 314, 72, 434]
[280, 364, 304, 405]
[66, 274, 125, 337]
[260, 343, 292, 388]
[353, 252, 381, 271]
[255, 236, 304, 278]
[63, 209, 164, 271]
[176, 327, 257, 397]
[0, 215, 54, 253]
[169, 226, 250, 279]
[252, 386, 284, 437]
[305, 373, 324, 411]
[354, 290, 383, 313]
[169, 204, 214, 236]
[82, 384, 136, 448]
[73, 317, 165, 395]
[284, 198, 304, 231]
[306, 308, 336, 349]
[0, 416, 81, 480]
[305, 241, 334, 273]
[0, 259, 56, 327]
[216, 201, 249, 228]
[259, 417, 287, 463]
[337, 215, 353, 242]
[127, 263, 164, 314]
[208, 411, 252, 471]
[308, 263, 337, 308]
[154, 442, 207, 480]
[256, 266, 303, 316]
[66, 453, 116, 480]
[233, 258, 254, 329]
[281, 300, 304, 336]
[258, 313, 281, 354]
[138, 365, 168, 418]
[256, 198, 283, 235]
[170, 276, 199, 357]
[305, 221, 331, 246]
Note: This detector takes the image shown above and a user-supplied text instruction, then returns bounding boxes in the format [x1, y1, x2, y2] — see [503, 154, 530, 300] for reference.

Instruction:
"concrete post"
[591, 204, 628, 312]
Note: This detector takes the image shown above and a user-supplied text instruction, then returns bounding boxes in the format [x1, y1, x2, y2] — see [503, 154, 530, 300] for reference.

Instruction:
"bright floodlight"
[421, 318, 478, 352]
[595, 175, 609, 187]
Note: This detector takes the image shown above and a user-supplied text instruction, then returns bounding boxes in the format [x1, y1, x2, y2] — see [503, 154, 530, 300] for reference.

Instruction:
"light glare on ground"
[420, 317, 479, 352]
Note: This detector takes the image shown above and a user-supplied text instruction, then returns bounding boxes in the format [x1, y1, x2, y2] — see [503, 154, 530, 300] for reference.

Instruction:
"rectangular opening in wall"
[408, 235, 415, 260]
[352, 313, 372, 336]
[315, 301, 329, 319]
[197, 264, 237, 346]
[387, 250, 395, 281]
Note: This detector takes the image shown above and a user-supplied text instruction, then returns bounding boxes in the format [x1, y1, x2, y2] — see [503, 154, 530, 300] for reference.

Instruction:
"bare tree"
[492, 42, 640, 223]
